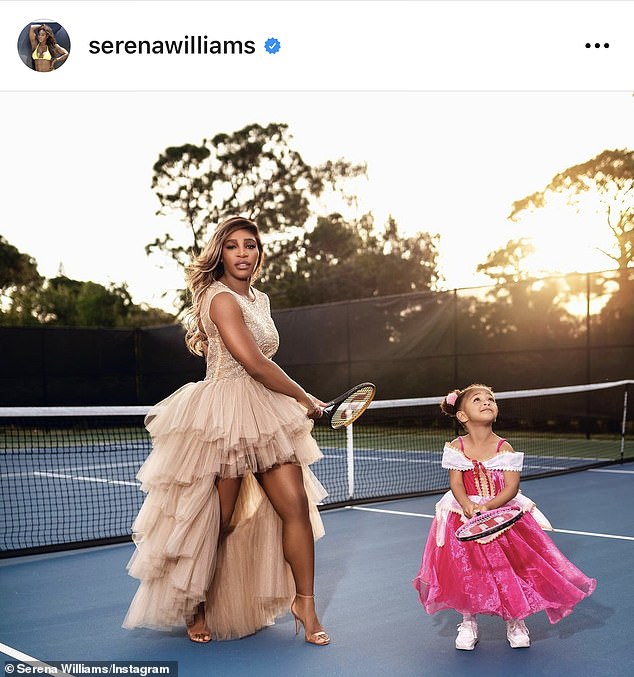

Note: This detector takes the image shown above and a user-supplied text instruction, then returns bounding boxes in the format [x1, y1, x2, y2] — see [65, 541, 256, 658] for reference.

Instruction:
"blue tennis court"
[1, 463, 632, 677]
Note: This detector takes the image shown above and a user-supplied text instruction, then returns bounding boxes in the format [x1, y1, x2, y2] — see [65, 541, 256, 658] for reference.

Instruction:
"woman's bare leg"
[187, 476, 243, 642]
[259, 463, 327, 641]
[217, 476, 243, 537]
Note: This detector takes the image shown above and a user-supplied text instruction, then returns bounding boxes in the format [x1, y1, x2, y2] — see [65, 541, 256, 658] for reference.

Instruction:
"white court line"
[0, 461, 141, 480]
[552, 528, 634, 541]
[0, 642, 75, 677]
[353, 456, 572, 472]
[587, 468, 634, 474]
[352, 448, 607, 463]
[59, 461, 140, 472]
[522, 464, 569, 471]
[356, 456, 435, 464]
[350, 506, 634, 541]
[33, 471, 139, 487]
[350, 506, 435, 519]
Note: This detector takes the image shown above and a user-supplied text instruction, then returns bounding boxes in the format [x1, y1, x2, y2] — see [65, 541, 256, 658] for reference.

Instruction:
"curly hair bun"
[440, 390, 460, 417]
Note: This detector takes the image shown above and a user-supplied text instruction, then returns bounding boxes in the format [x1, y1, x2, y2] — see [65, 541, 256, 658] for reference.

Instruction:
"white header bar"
[3, 1, 633, 91]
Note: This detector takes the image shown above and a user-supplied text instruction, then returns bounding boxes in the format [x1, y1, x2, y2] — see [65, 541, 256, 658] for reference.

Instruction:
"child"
[413, 384, 595, 650]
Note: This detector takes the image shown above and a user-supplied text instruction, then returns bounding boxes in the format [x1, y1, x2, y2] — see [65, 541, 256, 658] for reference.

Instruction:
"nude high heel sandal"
[186, 602, 211, 643]
[290, 593, 330, 646]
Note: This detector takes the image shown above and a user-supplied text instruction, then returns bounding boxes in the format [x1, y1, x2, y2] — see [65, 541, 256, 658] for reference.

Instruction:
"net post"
[346, 423, 354, 499]
[585, 272, 591, 441]
[621, 384, 629, 464]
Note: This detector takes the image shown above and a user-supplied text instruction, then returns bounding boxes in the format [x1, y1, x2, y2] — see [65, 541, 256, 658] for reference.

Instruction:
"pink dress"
[413, 437, 596, 623]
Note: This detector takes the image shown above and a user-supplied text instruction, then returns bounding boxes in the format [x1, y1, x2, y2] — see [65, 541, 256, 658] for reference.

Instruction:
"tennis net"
[1, 380, 631, 556]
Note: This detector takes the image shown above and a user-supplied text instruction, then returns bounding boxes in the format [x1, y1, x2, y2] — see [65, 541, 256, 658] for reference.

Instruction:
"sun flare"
[513, 199, 616, 278]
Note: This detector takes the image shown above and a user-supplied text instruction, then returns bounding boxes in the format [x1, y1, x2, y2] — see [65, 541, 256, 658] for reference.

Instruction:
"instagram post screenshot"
[1, 2, 633, 676]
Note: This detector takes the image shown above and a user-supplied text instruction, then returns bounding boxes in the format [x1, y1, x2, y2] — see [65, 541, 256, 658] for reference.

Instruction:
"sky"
[2, 90, 633, 313]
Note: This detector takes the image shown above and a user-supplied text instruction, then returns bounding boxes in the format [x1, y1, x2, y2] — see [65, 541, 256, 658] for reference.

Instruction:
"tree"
[508, 149, 634, 333]
[509, 149, 634, 273]
[475, 238, 535, 285]
[147, 122, 367, 272]
[0, 235, 41, 289]
[259, 213, 440, 308]
[0, 235, 43, 325]
[0, 235, 176, 327]
[35, 277, 175, 327]
[473, 239, 582, 343]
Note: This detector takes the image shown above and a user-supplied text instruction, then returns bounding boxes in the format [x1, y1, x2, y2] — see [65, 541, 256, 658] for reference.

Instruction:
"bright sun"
[513, 197, 616, 278]
[509, 195, 621, 316]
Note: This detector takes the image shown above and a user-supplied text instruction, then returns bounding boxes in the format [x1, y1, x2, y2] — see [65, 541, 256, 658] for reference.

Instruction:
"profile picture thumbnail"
[18, 21, 70, 72]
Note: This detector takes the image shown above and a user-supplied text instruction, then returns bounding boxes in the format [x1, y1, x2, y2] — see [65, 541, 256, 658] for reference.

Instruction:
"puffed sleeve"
[441, 445, 472, 471]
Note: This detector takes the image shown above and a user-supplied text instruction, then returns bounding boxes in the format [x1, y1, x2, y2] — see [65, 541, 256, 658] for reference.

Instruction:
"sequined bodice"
[200, 282, 279, 381]
[441, 444, 523, 499]
[462, 466, 505, 498]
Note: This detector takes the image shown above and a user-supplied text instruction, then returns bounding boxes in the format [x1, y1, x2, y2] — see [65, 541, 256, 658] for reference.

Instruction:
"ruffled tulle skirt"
[122, 376, 327, 639]
[413, 510, 595, 623]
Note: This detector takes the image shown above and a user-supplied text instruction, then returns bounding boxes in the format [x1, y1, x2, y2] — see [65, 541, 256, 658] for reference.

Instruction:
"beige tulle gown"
[123, 282, 327, 639]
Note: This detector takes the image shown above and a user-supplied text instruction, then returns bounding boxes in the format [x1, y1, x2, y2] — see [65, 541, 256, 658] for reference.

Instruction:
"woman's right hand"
[303, 395, 325, 419]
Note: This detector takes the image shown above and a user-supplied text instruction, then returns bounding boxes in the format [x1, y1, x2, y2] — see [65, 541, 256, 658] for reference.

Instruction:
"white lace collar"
[441, 444, 523, 471]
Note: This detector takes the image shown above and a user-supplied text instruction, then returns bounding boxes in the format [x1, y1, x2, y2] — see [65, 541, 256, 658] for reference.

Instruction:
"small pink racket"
[455, 505, 524, 542]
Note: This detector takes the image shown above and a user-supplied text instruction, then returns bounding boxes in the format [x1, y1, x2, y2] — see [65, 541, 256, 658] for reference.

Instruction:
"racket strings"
[330, 385, 375, 428]
[456, 507, 523, 541]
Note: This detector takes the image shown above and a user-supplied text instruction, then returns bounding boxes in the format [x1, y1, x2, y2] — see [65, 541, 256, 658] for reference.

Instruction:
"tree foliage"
[0, 236, 175, 327]
[472, 238, 582, 343]
[509, 149, 634, 271]
[487, 149, 634, 342]
[147, 122, 367, 270]
[0, 235, 43, 325]
[0, 235, 41, 289]
[476, 238, 536, 285]
[259, 213, 440, 308]
[37, 277, 129, 327]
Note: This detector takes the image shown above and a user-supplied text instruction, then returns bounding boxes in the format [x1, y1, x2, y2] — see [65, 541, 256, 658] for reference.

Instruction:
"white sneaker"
[506, 619, 530, 648]
[455, 619, 479, 650]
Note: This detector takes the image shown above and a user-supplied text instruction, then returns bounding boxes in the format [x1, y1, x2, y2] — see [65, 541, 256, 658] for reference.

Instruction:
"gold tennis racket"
[321, 382, 376, 429]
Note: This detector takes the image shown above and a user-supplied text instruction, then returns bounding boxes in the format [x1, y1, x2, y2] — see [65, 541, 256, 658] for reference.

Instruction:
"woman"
[28, 24, 68, 72]
[123, 216, 330, 646]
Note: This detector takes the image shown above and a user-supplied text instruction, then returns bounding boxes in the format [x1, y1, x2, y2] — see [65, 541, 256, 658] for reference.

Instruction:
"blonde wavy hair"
[184, 216, 264, 356]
